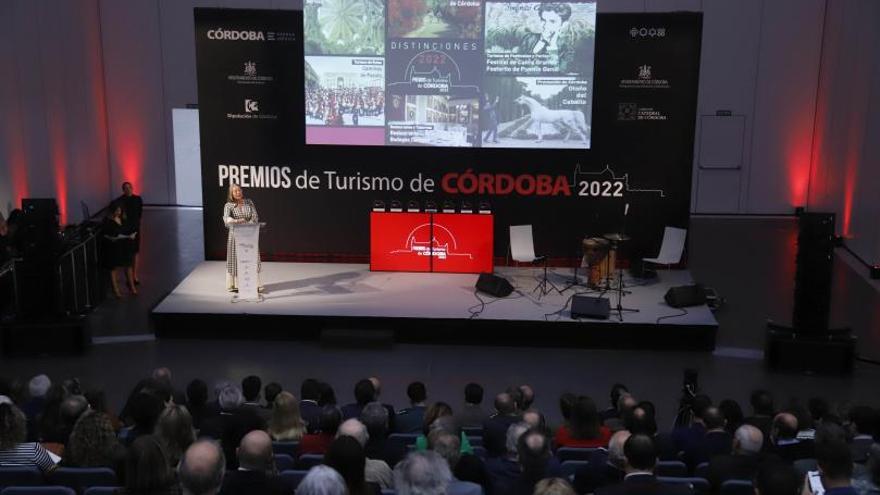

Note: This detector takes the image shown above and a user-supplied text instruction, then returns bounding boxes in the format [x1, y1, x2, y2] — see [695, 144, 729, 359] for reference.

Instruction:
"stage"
[152, 262, 718, 350]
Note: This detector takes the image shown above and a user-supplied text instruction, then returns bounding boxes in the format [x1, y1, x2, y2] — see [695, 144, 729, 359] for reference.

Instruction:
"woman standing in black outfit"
[102, 203, 137, 298]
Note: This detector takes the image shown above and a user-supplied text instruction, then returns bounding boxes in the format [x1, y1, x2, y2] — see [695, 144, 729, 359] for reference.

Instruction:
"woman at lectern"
[223, 184, 261, 292]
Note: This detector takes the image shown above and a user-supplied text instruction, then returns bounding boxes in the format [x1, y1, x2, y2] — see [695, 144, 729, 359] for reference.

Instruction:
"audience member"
[317, 382, 338, 407]
[768, 412, 813, 462]
[523, 410, 547, 433]
[300, 405, 342, 455]
[394, 450, 454, 495]
[152, 367, 186, 405]
[338, 418, 393, 489]
[0, 403, 58, 473]
[296, 465, 348, 495]
[719, 399, 745, 435]
[745, 390, 776, 438]
[519, 385, 536, 412]
[484, 392, 521, 457]
[156, 404, 196, 467]
[671, 393, 713, 453]
[754, 461, 800, 495]
[268, 391, 307, 441]
[706, 424, 767, 491]
[534, 478, 577, 495]
[683, 406, 733, 468]
[300, 378, 323, 432]
[198, 385, 265, 469]
[325, 435, 382, 495]
[516, 428, 563, 495]
[596, 434, 692, 495]
[36, 384, 68, 445]
[600, 384, 630, 422]
[508, 386, 527, 414]
[847, 406, 877, 463]
[606, 394, 639, 433]
[240, 375, 270, 422]
[559, 393, 576, 426]
[124, 391, 166, 446]
[396, 382, 428, 433]
[367, 376, 397, 432]
[84, 388, 123, 431]
[179, 440, 226, 495]
[556, 396, 611, 448]
[343, 379, 377, 421]
[485, 421, 530, 493]
[815, 439, 856, 495]
[573, 430, 630, 494]
[22, 374, 52, 430]
[429, 430, 484, 495]
[63, 410, 126, 475]
[852, 443, 880, 495]
[218, 430, 288, 495]
[264, 382, 282, 409]
[57, 394, 90, 445]
[186, 379, 210, 430]
[119, 435, 180, 495]
[456, 383, 490, 428]
[362, 401, 406, 467]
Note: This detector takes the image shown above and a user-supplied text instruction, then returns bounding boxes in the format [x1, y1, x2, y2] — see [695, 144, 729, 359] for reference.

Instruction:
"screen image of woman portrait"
[223, 184, 262, 292]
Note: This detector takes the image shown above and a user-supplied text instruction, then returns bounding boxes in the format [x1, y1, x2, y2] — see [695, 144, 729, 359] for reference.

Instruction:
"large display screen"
[304, 0, 597, 149]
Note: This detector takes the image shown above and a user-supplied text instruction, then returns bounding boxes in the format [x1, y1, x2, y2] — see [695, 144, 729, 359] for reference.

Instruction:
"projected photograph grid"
[304, 0, 596, 148]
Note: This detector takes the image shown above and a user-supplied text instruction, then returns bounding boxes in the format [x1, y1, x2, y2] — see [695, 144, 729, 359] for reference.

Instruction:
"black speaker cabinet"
[664, 284, 706, 308]
[571, 295, 611, 320]
[475, 273, 514, 298]
[765, 325, 855, 375]
[793, 212, 835, 332]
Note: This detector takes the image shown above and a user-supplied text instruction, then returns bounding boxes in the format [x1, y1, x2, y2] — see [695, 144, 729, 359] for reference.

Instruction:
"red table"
[370, 212, 494, 273]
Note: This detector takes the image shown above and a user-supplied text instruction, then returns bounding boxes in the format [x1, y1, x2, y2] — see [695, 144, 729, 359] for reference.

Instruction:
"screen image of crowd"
[305, 86, 386, 127]
[1, 370, 877, 495]
[387, 94, 479, 146]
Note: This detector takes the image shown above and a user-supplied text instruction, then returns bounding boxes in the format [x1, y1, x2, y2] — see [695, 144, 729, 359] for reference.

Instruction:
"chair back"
[0, 467, 43, 488]
[720, 479, 754, 495]
[295, 454, 324, 470]
[49, 468, 117, 492]
[83, 489, 121, 495]
[560, 460, 589, 478]
[272, 441, 300, 458]
[509, 225, 537, 262]
[279, 470, 309, 490]
[1, 487, 77, 495]
[656, 460, 688, 477]
[654, 227, 687, 264]
[556, 447, 603, 462]
[274, 454, 296, 472]
[658, 476, 710, 495]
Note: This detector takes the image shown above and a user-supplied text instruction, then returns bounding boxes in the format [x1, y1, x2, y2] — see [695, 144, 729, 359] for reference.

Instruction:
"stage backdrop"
[195, 8, 702, 263]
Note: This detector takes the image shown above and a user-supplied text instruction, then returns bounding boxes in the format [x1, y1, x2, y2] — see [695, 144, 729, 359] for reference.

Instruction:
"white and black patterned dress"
[223, 199, 261, 277]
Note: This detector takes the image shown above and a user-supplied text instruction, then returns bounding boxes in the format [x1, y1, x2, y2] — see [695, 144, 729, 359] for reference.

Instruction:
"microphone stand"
[612, 203, 639, 321]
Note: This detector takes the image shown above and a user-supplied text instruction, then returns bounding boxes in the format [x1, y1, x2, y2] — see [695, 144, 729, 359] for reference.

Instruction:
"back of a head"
[570, 396, 601, 439]
[519, 384, 535, 410]
[624, 406, 657, 436]
[60, 395, 90, 425]
[151, 367, 172, 384]
[816, 439, 853, 482]
[337, 418, 369, 447]
[353, 379, 376, 406]
[301, 378, 321, 402]
[719, 399, 744, 431]
[517, 428, 551, 476]
[296, 465, 347, 495]
[238, 429, 274, 472]
[559, 393, 576, 421]
[180, 440, 226, 495]
[773, 413, 798, 440]
[429, 430, 461, 469]
[0, 403, 26, 450]
[317, 382, 337, 406]
[506, 386, 525, 412]
[692, 394, 713, 420]
[495, 392, 516, 416]
[264, 382, 283, 405]
[755, 462, 800, 495]
[360, 401, 389, 437]
[464, 383, 483, 405]
[407, 382, 427, 404]
[29, 374, 52, 399]
[219, 385, 244, 412]
[422, 402, 454, 435]
[428, 414, 459, 438]
[751, 389, 775, 416]
[734, 424, 763, 454]
[270, 391, 303, 435]
[610, 384, 629, 409]
[130, 391, 165, 433]
[241, 375, 262, 402]
[703, 406, 726, 431]
[394, 450, 452, 495]
[157, 405, 195, 456]
[126, 435, 175, 492]
[325, 436, 367, 492]
[187, 379, 209, 407]
[623, 434, 657, 472]
[534, 477, 577, 495]
[522, 410, 546, 431]
[319, 405, 343, 435]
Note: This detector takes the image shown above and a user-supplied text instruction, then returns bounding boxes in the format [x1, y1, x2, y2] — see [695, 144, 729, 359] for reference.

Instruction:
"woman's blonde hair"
[268, 391, 306, 441]
[533, 478, 577, 495]
[227, 183, 243, 203]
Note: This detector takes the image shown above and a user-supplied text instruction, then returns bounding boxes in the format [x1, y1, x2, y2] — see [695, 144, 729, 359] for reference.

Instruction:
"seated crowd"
[0, 371, 878, 495]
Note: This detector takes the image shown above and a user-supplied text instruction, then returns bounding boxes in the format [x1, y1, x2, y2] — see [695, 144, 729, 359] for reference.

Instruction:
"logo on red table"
[390, 223, 473, 260]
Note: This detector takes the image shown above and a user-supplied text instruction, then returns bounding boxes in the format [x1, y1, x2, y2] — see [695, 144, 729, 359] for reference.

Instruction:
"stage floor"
[153, 262, 718, 349]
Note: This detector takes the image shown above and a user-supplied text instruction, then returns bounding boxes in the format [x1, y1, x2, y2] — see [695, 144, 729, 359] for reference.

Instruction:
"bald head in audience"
[179, 440, 226, 495]
[237, 430, 275, 473]
[608, 430, 632, 469]
[733, 424, 763, 454]
[495, 392, 516, 416]
[772, 413, 798, 442]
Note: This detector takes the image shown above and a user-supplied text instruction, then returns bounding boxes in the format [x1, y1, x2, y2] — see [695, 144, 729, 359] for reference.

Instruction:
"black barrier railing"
[56, 233, 99, 315]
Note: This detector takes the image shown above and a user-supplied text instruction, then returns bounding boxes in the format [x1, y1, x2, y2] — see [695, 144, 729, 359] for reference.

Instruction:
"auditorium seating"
[271, 440, 300, 457]
[274, 453, 296, 472]
[47, 468, 117, 493]
[719, 480, 754, 495]
[657, 476, 711, 495]
[557, 446, 604, 461]
[0, 467, 42, 488]
[0, 488, 76, 495]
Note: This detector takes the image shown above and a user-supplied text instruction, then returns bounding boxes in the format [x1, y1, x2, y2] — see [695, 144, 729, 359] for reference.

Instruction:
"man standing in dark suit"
[300, 378, 322, 433]
[483, 392, 521, 458]
[395, 382, 428, 434]
[219, 430, 289, 495]
[707, 424, 771, 492]
[596, 434, 693, 495]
